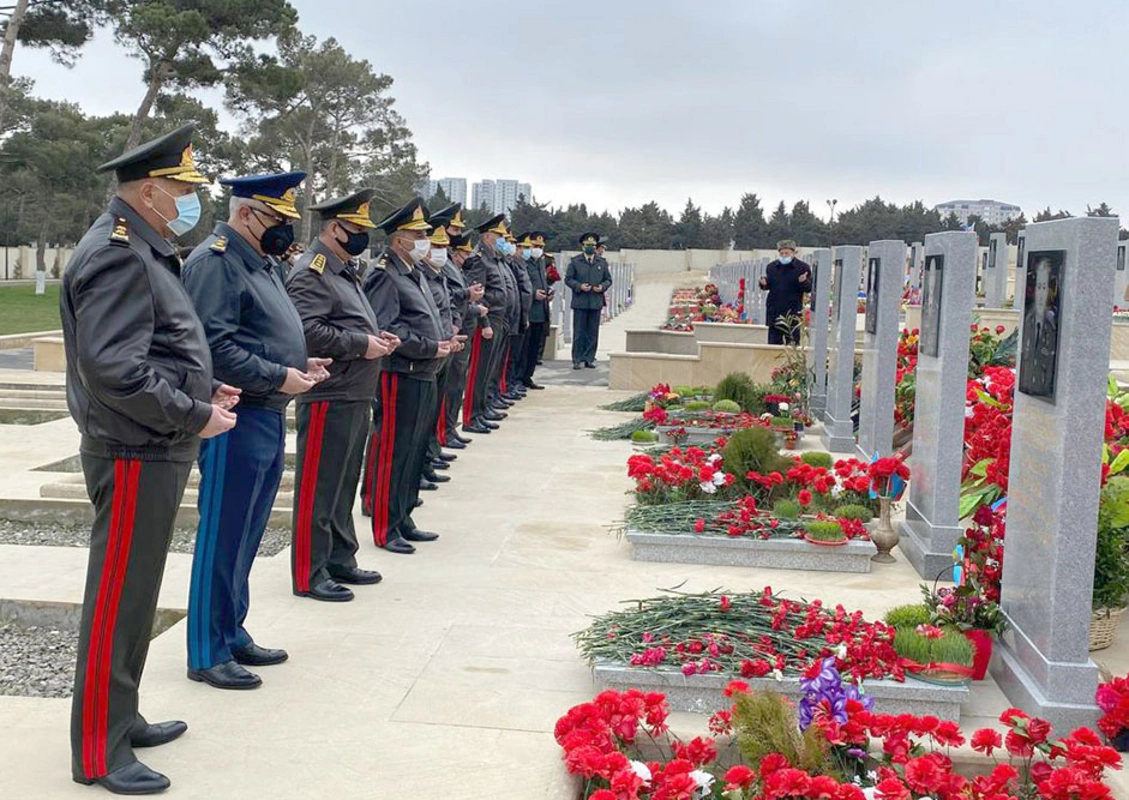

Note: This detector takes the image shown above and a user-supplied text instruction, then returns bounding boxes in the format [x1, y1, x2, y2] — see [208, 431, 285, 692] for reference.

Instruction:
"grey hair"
[229, 195, 272, 218]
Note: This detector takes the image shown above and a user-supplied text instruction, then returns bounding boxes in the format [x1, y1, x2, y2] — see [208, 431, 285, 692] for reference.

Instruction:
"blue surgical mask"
[522, 248, 533, 260]
[156, 186, 202, 237]
[779, 256, 793, 265]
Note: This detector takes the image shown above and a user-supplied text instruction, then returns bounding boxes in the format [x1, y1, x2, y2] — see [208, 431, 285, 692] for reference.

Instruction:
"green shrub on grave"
[684, 400, 711, 411]
[673, 385, 694, 398]
[723, 427, 793, 493]
[800, 452, 834, 469]
[712, 399, 741, 413]
[714, 372, 762, 413]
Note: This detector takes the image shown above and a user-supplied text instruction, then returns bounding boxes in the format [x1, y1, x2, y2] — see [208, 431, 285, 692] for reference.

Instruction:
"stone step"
[0, 397, 70, 411]
[40, 467, 296, 497]
[0, 388, 67, 401]
[39, 477, 295, 508]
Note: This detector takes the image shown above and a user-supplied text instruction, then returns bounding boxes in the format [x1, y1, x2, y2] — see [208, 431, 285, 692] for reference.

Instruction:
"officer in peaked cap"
[519, 231, 551, 389]
[181, 172, 331, 690]
[286, 189, 396, 602]
[566, 231, 613, 369]
[363, 198, 452, 555]
[441, 229, 485, 446]
[62, 123, 238, 794]
[490, 223, 523, 407]
[461, 214, 510, 433]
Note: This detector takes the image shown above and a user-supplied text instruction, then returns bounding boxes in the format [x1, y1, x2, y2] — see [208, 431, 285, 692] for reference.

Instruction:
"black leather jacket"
[442, 260, 473, 333]
[363, 247, 446, 377]
[507, 254, 532, 330]
[61, 197, 214, 462]
[183, 223, 307, 411]
[421, 261, 454, 338]
[526, 256, 550, 323]
[463, 247, 508, 331]
[285, 239, 380, 403]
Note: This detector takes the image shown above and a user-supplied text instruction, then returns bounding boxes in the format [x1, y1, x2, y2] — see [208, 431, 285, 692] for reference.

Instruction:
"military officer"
[364, 198, 452, 555]
[181, 172, 329, 690]
[443, 229, 486, 445]
[63, 124, 239, 794]
[489, 227, 521, 408]
[566, 232, 613, 369]
[520, 231, 550, 389]
[426, 204, 471, 450]
[462, 215, 510, 434]
[287, 189, 395, 602]
[504, 231, 533, 400]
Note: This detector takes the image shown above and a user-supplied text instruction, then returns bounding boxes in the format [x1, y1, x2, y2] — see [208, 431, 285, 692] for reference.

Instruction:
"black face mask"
[337, 226, 370, 257]
[260, 221, 295, 257]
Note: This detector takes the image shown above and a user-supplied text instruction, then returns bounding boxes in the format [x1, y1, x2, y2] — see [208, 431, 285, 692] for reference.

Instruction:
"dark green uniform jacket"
[565, 253, 613, 310]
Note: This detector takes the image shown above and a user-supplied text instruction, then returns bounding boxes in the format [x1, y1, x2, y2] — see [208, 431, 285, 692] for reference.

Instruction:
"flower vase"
[964, 628, 994, 680]
[870, 496, 898, 563]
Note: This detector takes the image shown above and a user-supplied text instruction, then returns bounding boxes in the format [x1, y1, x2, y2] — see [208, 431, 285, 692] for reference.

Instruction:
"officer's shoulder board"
[371, 255, 389, 271]
[310, 253, 327, 274]
[108, 217, 130, 246]
[210, 236, 228, 253]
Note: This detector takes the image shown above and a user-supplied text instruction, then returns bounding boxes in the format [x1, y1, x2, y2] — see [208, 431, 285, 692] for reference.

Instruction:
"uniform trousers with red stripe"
[465, 326, 501, 425]
[427, 360, 451, 458]
[486, 323, 511, 401]
[444, 342, 472, 438]
[370, 370, 438, 547]
[71, 455, 192, 781]
[290, 399, 368, 593]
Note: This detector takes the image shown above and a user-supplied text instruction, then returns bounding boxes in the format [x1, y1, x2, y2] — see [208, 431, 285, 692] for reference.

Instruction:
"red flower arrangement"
[1097, 674, 1129, 746]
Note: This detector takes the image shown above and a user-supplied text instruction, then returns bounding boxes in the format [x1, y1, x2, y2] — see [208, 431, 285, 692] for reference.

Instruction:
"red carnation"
[798, 489, 813, 507]
[971, 728, 1002, 755]
[723, 764, 756, 790]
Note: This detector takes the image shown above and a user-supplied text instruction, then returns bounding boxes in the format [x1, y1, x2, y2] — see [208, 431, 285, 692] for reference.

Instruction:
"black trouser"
[291, 400, 368, 593]
[522, 320, 547, 382]
[487, 322, 511, 401]
[444, 344, 471, 437]
[571, 307, 601, 365]
[370, 371, 438, 547]
[427, 361, 451, 458]
[505, 331, 524, 392]
[71, 455, 191, 781]
[465, 327, 500, 425]
[767, 308, 802, 345]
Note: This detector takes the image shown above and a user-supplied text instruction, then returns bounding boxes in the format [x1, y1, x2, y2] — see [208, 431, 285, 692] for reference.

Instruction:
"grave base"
[898, 502, 964, 580]
[819, 410, 855, 453]
[625, 530, 875, 573]
[593, 663, 969, 720]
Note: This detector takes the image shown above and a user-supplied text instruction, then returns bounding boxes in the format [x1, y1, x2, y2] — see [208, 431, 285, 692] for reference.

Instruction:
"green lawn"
[0, 284, 62, 335]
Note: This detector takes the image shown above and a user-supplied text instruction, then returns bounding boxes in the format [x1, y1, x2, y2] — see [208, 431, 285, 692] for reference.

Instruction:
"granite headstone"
[856, 240, 906, 459]
[991, 216, 1119, 732]
[809, 247, 832, 414]
[821, 246, 862, 453]
[899, 231, 977, 579]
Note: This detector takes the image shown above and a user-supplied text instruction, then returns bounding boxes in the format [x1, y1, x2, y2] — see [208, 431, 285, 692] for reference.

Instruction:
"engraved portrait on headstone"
[1118, 244, 1126, 272]
[864, 257, 880, 334]
[1019, 251, 1064, 400]
[832, 258, 844, 322]
[988, 239, 997, 269]
[920, 254, 944, 358]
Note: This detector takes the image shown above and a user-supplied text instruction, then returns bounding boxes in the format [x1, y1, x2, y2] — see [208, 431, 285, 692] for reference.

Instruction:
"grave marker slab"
[991, 216, 1119, 732]
[899, 231, 977, 579]
[821, 246, 862, 452]
[856, 240, 906, 459]
[809, 247, 832, 414]
[984, 232, 1009, 308]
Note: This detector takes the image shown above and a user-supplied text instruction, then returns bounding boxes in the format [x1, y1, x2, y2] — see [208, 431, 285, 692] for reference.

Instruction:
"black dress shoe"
[573, 363, 582, 370]
[295, 578, 354, 603]
[384, 537, 416, 554]
[328, 565, 383, 585]
[483, 420, 500, 430]
[585, 362, 597, 368]
[75, 760, 170, 794]
[187, 660, 262, 690]
[536, 359, 543, 365]
[413, 497, 423, 508]
[130, 720, 187, 749]
[424, 472, 451, 483]
[419, 478, 438, 491]
[464, 423, 491, 434]
[484, 410, 507, 421]
[438, 451, 458, 462]
[453, 432, 472, 443]
[232, 643, 289, 667]
[402, 528, 439, 542]
[446, 438, 467, 449]
[431, 459, 450, 470]
[523, 381, 545, 390]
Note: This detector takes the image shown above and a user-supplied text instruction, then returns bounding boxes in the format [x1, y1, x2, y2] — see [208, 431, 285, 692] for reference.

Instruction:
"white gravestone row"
[820, 246, 863, 453]
[856, 240, 906, 460]
[808, 248, 833, 415]
[984, 232, 1010, 309]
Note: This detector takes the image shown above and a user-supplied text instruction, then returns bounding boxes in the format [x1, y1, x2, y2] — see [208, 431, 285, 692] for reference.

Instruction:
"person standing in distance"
[182, 172, 331, 690]
[566, 232, 612, 369]
[759, 239, 811, 345]
[62, 123, 239, 795]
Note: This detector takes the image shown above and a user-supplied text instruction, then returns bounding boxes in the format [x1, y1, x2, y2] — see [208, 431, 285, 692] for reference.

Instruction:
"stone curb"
[625, 529, 876, 573]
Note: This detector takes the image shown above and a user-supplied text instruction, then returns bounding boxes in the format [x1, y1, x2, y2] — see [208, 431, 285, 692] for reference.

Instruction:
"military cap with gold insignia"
[429, 202, 462, 231]
[515, 232, 536, 247]
[309, 189, 377, 229]
[504, 226, 517, 243]
[375, 196, 432, 234]
[98, 123, 208, 184]
[449, 231, 474, 253]
[428, 225, 451, 247]
[220, 171, 306, 219]
[474, 213, 508, 236]
[579, 231, 600, 246]
[531, 231, 548, 247]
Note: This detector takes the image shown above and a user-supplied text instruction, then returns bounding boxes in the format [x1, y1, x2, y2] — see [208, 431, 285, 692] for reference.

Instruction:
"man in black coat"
[364, 198, 453, 555]
[565, 231, 613, 368]
[759, 238, 812, 345]
[461, 214, 510, 433]
[62, 124, 239, 795]
[286, 190, 395, 601]
[519, 231, 550, 389]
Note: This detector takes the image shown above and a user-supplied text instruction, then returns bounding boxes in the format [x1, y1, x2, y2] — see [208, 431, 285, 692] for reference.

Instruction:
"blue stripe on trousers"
[187, 432, 227, 669]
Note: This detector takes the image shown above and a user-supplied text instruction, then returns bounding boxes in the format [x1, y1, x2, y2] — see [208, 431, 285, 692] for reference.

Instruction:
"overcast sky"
[14, 0, 1129, 220]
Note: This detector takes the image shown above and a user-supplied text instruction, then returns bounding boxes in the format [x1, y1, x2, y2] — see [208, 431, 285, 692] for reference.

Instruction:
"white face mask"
[428, 248, 448, 268]
[531, 247, 544, 259]
[409, 237, 430, 263]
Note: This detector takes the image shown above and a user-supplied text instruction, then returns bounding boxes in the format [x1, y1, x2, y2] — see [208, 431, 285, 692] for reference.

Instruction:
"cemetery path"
[1, 384, 1128, 796]
[597, 270, 708, 357]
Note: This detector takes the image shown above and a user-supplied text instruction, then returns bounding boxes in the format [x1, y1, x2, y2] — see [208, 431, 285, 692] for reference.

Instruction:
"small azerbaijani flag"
[867, 451, 908, 501]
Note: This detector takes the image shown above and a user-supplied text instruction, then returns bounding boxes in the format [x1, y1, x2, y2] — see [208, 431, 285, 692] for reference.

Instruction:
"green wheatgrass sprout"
[803, 521, 846, 541]
[591, 417, 654, 441]
[600, 392, 650, 412]
[800, 452, 834, 469]
[630, 429, 659, 443]
[772, 499, 801, 520]
[833, 504, 874, 522]
[684, 400, 712, 411]
[712, 399, 742, 413]
[673, 385, 695, 397]
[892, 627, 974, 667]
[883, 604, 933, 628]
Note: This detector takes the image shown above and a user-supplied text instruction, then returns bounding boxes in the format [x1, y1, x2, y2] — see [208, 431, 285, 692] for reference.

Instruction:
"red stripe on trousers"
[361, 430, 377, 514]
[373, 372, 398, 545]
[463, 329, 482, 425]
[82, 458, 139, 778]
[436, 397, 447, 446]
[500, 345, 509, 393]
[294, 402, 328, 592]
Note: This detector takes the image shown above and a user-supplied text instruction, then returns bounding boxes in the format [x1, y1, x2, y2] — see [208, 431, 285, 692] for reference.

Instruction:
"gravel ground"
[0, 623, 77, 698]
[0, 519, 291, 557]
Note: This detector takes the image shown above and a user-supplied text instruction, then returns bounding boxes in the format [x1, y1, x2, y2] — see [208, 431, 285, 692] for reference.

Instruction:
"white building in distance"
[421, 177, 467, 206]
[934, 199, 1022, 226]
[472, 179, 533, 215]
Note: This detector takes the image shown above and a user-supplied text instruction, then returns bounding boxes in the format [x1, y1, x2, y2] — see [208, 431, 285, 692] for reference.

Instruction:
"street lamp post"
[826, 198, 838, 225]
